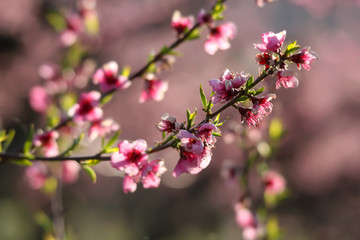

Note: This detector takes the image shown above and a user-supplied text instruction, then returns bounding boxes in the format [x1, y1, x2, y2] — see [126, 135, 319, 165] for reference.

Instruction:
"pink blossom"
[25, 162, 47, 190]
[197, 9, 213, 25]
[234, 203, 257, 229]
[171, 10, 194, 35]
[263, 170, 286, 195]
[33, 131, 59, 157]
[238, 107, 262, 128]
[173, 124, 217, 177]
[111, 139, 148, 176]
[209, 69, 248, 104]
[251, 94, 276, 117]
[88, 118, 119, 141]
[93, 61, 131, 93]
[242, 227, 258, 240]
[141, 159, 167, 189]
[139, 79, 168, 103]
[177, 130, 204, 154]
[255, 52, 274, 70]
[29, 86, 50, 113]
[157, 113, 181, 133]
[276, 71, 299, 89]
[289, 47, 318, 71]
[123, 174, 137, 194]
[60, 15, 83, 46]
[254, 30, 286, 53]
[68, 91, 103, 122]
[204, 22, 237, 55]
[255, 0, 274, 8]
[62, 161, 80, 184]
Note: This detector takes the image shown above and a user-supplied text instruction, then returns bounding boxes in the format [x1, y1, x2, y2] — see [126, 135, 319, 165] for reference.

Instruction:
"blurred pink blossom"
[263, 170, 286, 195]
[139, 79, 168, 103]
[68, 91, 103, 122]
[204, 22, 236, 55]
[93, 61, 131, 93]
[62, 161, 81, 184]
[25, 162, 48, 190]
[33, 131, 59, 157]
[171, 10, 194, 35]
[88, 118, 119, 141]
[29, 86, 50, 113]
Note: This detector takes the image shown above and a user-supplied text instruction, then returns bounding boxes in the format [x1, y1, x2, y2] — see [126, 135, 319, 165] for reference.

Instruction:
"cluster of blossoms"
[60, 0, 99, 46]
[170, 9, 236, 55]
[25, 161, 80, 190]
[234, 201, 260, 240]
[111, 140, 166, 193]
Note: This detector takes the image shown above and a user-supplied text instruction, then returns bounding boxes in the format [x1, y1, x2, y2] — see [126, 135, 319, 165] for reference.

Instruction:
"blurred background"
[1, 0, 360, 239]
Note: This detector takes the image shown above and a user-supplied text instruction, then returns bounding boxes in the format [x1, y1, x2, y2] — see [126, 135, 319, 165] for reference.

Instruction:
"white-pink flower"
[29, 86, 50, 113]
[204, 22, 237, 55]
[62, 161, 80, 184]
[60, 14, 83, 46]
[139, 79, 168, 103]
[254, 30, 286, 53]
[171, 10, 194, 35]
[263, 170, 286, 195]
[88, 118, 119, 141]
[209, 69, 248, 104]
[111, 139, 148, 176]
[68, 91, 103, 122]
[33, 131, 59, 157]
[93, 61, 131, 93]
[157, 113, 181, 133]
[141, 159, 167, 189]
[276, 71, 299, 89]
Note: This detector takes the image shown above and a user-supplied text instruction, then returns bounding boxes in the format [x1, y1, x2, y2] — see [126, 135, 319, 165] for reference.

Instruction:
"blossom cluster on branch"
[0, 0, 318, 239]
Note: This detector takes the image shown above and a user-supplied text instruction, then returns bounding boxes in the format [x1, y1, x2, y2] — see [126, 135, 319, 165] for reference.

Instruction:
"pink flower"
[60, 14, 83, 46]
[68, 91, 103, 122]
[242, 227, 258, 240]
[157, 113, 181, 133]
[251, 94, 276, 117]
[276, 71, 299, 89]
[93, 61, 131, 93]
[209, 69, 248, 104]
[141, 159, 167, 189]
[204, 22, 237, 55]
[234, 203, 257, 229]
[254, 30, 286, 53]
[29, 86, 50, 113]
[289, 47, 318, 71]
[111, 139, 148, 176]
[255, 0, 274, 8]
[25, 162, 47, 190]
[177, 130, 204, 154]
[197, 9, 213, 25]
[255, 52, 274, 70]
[139, 79, 168, 103]
[123, 174, 137, 194]
[171, 10, 194, 35]
[238, 107, 262, 128]
[62, 161, 80, 184]
[88, 118, 119, 141]
[173, 124, 217, 177]
[263, 170, 286, 195]
[33, 131, 59, 157]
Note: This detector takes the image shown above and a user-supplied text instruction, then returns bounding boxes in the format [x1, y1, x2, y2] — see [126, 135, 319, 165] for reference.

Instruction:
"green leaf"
[213, 113, 221, 124]
[246, 75, 254, 89]
[61, 133, 84, 156]
[267, 216, 280, 240]
[3, 129, 15, 152]
[84, 14, 99, 35]
[104, 147, 118, 153]
[121, 66, 131, 78]
[11, 159, 33, 166]
[199, 85, 208, 112]
[160, 45, 169, 55]
[211, 1, 227, 20]
[23, 124, 34, 156]
[81, 159, 100, 166]
[254, 87, 265, 96]
[104, 130, 121, 151]
[60, 93, 77, 111]
[82, 165, 97, 183]
[34, 211, 54, 233]
[237, 95, 249, 102]
[42, 177, 58, 195]
[257, 141, 272, 158]
[186, 108, 197, 129]
[100, 93, 113, 105]
[46, 104, 60, 127]
[269, 118, 284, 141]
[285, 40, 300, 56]
[212, 132, 222, 137]
[45, 12, 66, 31]
[162, 131, 166, 140]
[185, 28, 201, 40]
